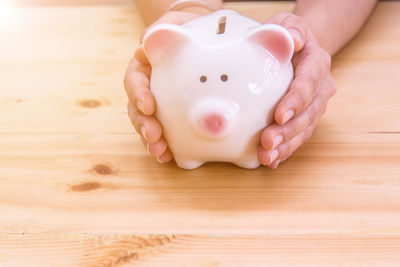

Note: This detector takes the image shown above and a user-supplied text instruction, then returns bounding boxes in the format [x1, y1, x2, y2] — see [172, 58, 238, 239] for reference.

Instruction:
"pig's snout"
[201, 113, 225, 135]
[189, 99, 237, 140]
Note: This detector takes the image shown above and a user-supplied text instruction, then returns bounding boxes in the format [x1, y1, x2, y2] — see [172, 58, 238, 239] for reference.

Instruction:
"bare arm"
[294, 0, 377, 55]
[134, 0, 223, 25]
[134, 0, 376, 55]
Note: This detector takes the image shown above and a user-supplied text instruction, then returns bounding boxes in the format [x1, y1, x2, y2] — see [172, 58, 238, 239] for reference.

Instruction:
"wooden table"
[1, 1, 400, 266]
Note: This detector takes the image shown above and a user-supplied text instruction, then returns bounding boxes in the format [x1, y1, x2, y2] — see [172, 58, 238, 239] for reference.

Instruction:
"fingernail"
[156, 157, 165, 163]
[269, 149, 279, 165]
[140, 126, 147, 141]
[272, 160, 281, 169]
[136, 99, 145, 113]
[273, 135, 283, 149]
[282, 109, 295, 124]
[288, 29, 302, 44]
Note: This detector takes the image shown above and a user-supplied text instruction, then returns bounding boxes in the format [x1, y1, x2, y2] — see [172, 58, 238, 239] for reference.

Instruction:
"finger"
[258, 145, 272, 167]
[263, 12, 308, 52]
[138, 119, 171, 161]
[262, 94, 320, 152]
[139, 135, 148, 152]
[140, 136, 174, 163]
[259, 73, 336, 166]
[127, 103, 163, 144]
[158, 148, 174, 163]
[270, 159, 281, 169]
[134, 45, 149, 65]
[273, 122, 318, 166]
[140, 135, 174, 163]
[275, 47, 331, 125]
[148, 137, 168, 158]
[262, 72, 335, 151]
[259, 121, 318, 168]
[262, 74, 333, 151]
[124, 59, 156, 116]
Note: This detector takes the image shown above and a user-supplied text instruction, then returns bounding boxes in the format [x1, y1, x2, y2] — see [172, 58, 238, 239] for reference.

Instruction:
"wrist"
[293, 5, 343, 56]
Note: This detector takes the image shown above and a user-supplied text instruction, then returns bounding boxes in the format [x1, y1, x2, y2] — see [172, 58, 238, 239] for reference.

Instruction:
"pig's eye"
[221, 74, 228, 82]
[200, 75, 207, 83]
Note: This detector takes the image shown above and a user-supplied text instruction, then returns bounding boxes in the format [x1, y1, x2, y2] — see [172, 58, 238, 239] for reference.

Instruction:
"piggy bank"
[143, 10, 294, 169]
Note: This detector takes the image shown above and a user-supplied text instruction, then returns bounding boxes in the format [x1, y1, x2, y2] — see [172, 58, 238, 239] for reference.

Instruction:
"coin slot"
[217, 16, 227, 34]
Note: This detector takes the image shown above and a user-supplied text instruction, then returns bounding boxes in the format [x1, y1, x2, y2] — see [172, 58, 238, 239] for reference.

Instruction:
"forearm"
[293, 0, 377, 56]
[134, 0, 223, 25]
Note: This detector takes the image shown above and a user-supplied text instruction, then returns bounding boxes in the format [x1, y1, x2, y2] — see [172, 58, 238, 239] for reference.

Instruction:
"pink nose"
[201, 113, 225, 135]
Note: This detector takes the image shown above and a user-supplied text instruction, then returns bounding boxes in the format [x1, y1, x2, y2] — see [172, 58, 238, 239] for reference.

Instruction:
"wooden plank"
[8, 0, 134, 6]
[1, 1, 400, 266]
[1, 234, 400, 267]
[1, 132, 400, 234]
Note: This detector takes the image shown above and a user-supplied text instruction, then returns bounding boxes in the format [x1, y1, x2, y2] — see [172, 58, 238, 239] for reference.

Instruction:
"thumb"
[287, 28, 305, 52]
[263, 12, 307, 52]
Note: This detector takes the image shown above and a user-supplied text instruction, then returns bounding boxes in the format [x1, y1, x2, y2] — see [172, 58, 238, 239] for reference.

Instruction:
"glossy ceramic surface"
[143, 10, 294, 169]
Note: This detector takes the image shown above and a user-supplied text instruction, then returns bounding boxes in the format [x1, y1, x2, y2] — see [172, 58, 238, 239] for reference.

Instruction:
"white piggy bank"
[143, 10, 294, 169]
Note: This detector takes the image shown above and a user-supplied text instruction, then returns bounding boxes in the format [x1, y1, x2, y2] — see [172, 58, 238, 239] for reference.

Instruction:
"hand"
[124, 11, 203, 163]
[258, 12, 337, 169]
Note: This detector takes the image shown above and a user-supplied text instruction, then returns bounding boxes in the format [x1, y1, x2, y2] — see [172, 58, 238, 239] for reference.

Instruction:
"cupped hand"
[258, 12, 337, 169]
[124, 11, 203, 163]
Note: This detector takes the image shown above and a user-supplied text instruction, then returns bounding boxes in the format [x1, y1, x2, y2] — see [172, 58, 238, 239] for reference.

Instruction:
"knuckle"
[149, 139, 166, 157]
[124, 72, 138, 93]
[306, 105, 317, 124]
[329, 85, 337, 98]
[289, 85, 309, 109]
[125, 74, 150, 101]
[321, 103, 328, 116]
[279, 141, 295, 162]
[295, 74, 317, 91]
[275, 144, 287, 161]
[329, 80, 338, 97]
[127, 103, 137, 119]
[124, 59, 140, 89]
[147, 119, 163, 143]
[279, 13, 308, 37]
[303, 125, 315, 143]
[132, 114, 142, 130]
[128, 105, 143, 131]
[321, 50, 331, 69]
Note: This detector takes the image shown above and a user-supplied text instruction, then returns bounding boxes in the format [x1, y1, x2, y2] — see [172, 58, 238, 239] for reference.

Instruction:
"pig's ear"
[245, 24, 294, 65]
[142, 24, 192, 66]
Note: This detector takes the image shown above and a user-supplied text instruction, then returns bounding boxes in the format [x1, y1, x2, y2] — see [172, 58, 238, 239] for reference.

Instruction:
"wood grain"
[2, 234, 400, 266]
[9, 0, 134, 6]
[1, 1, 400, 266]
